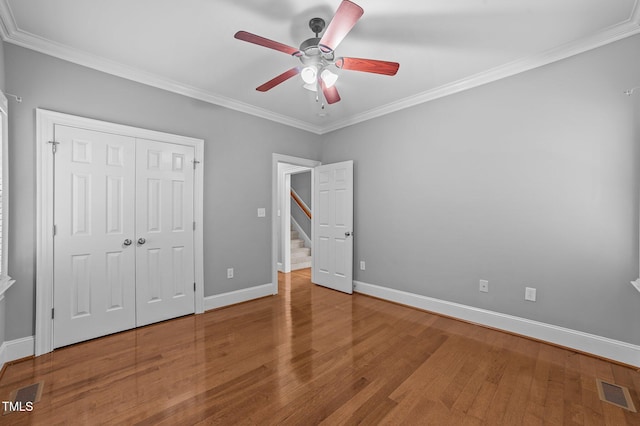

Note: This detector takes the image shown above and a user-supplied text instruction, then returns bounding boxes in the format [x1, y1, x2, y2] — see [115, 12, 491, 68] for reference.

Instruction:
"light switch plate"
[525, 287, 537, 302]
[257, 208, 266, 217]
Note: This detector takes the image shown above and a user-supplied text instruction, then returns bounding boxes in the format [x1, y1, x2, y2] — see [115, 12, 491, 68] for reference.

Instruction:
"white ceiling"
[1, 0, 639, 134]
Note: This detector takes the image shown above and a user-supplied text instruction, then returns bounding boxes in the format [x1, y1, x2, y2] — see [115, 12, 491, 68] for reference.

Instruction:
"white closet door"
[135, 138, 195, 326]
[53, 125, 136, 348]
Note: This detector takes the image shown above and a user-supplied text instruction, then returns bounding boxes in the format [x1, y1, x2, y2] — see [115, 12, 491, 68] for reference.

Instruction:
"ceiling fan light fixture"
[320, 69, 338, 88]
[303, 83, 318, 92]
[301, 66, 317, 84]
[234, 1, 399, 105]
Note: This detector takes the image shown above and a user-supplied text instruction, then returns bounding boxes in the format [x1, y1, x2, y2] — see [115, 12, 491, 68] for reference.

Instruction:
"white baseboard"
[204, 283, 274, 311]
[0, 336, 35, 370]
[354, 280, 640, 368]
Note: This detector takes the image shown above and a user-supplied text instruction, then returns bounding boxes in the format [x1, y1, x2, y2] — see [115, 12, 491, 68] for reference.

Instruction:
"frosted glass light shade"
[301, 66, 317, 84]
[321, 69, 338, 88]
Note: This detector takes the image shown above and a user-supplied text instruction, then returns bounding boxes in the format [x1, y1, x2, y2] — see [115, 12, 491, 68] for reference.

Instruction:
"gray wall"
[322, 35, 640, 345]
[3, 44, 322, 341]
[0, 40, 5, 349]
[291, 171, 311, 238]
[291, 171, 311, 206]
[3, 34, 640, 348]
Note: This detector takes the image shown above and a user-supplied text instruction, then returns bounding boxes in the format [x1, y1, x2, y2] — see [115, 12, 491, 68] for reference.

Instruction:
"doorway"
[289, 169, 312, 271]
[279, 165, 313, 273]
[271, 155, 355, 295]
[271, 154, 321, 294]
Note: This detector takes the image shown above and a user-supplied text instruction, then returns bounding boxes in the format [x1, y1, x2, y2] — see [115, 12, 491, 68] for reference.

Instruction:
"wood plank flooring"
[1, 269, 639, 425]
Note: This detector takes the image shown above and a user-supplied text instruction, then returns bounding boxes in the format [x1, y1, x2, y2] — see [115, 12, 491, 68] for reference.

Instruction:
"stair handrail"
[290, 189, 311, 220]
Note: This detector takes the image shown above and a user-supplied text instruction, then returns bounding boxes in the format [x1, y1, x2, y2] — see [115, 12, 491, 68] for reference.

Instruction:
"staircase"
[290, 229, 312, 270]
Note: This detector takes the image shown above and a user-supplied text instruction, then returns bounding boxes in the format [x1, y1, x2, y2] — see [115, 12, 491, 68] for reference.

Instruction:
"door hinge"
[53, 225, 57, 236]
[193, 221, 196, 231]
[193, 282, 196, 292]
[51, 308, 55, 319]
[192, 159, 200, 169]
[48, 140, 60, 154]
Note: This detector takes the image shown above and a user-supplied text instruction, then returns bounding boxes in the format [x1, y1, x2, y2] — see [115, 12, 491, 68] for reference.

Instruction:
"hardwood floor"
[1, 269, 639, 425]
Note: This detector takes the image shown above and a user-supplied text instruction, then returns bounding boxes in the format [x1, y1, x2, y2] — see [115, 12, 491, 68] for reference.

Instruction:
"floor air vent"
[596, 378, 637, 412]
[3, 381, 44, 415]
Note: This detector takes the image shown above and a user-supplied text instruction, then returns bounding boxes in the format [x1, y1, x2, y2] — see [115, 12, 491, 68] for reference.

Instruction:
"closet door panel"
[53, 125, 136, 348]
[135, 138, 195, 326]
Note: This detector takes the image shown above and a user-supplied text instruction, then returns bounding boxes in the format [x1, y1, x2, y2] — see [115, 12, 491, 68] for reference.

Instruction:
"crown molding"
[320, 9, 640, 134]
[7, 32, 324, 134]
[0, 0, 14, 40]
[0, 0, 638, 136]
[0, 1, 324, 134]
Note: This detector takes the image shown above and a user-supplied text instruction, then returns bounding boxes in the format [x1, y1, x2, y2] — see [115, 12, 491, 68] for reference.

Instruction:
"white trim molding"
[0, 0, 323, 135]
[0, 336, 34, 370]
[35, 109, 205, 357]
[321, 11, 640, 134]
[0, 91, 12, 303]
[0, 276, 14, 301]
[354, 280, 640, 368]
[204, 284, 273, 311]
[1, 0, 638, 135]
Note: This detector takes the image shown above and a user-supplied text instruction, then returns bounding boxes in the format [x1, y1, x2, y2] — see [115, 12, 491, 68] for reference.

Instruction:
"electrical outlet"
[227, 268, 234, 279]
[479, 279, 489, 293]
[525, 287, 537, 302]
[360, 261, 366, 270]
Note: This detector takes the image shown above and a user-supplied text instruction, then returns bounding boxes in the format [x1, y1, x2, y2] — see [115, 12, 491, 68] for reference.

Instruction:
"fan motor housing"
[299, 37, 335, 66]
[298, 17, 335, 67]
[300, 37, 322, 52]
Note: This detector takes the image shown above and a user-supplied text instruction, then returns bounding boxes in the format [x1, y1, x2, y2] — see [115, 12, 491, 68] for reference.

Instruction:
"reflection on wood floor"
[1, 268, 639, 424]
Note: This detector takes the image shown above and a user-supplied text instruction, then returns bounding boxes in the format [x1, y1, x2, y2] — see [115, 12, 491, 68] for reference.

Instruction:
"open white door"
[312, 161, 353, 294]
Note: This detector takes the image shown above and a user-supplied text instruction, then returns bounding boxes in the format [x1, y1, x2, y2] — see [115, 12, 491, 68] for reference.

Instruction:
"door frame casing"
[36, 109, 205, 356]
[271, 154, 320, 294]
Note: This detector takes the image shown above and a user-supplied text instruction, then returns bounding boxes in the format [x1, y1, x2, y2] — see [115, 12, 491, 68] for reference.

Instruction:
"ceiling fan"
[234, 0, 399, 105]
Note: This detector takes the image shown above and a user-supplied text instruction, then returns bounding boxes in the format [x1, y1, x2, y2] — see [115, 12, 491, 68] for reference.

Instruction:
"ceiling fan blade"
[321, 80, 341, 104]
[319, 0, 364, 53]
[335, 57, 399, 76]
[234, 31, 301, 57]
[256, 67, 301, 92]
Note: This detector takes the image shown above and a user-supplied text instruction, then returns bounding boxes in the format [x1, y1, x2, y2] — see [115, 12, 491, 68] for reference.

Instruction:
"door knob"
[137, 238, 146, 245]
[345, 231, 353, 237]
[123, 239, 132, 246]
